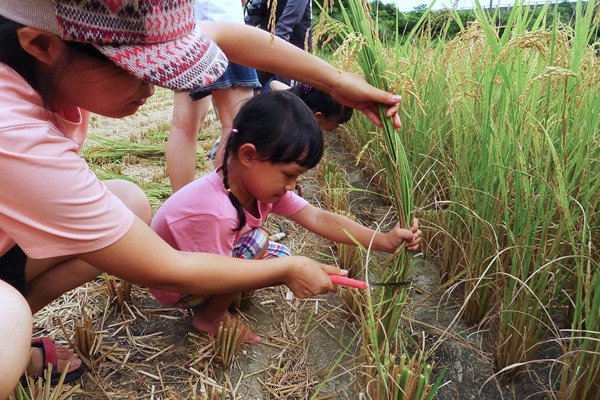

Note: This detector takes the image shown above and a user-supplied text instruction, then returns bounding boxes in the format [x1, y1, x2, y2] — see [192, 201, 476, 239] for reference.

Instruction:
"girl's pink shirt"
[149, 170, 308, 305]
[0, 64, 134, 259]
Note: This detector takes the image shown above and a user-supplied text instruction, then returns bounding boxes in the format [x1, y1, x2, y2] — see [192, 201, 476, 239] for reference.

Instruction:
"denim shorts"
[0, 245, 28, 295]
[189, 62, 261, 100]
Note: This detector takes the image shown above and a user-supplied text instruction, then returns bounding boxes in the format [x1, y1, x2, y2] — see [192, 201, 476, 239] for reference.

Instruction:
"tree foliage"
[313, 0, 597, 45]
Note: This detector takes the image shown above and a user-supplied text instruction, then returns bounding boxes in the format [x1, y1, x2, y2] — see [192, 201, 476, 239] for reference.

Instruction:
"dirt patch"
[31, 88, 550, 399]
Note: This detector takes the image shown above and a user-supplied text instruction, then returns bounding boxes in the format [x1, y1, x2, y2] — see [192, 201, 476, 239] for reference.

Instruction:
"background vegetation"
[314, 0, 598, 45]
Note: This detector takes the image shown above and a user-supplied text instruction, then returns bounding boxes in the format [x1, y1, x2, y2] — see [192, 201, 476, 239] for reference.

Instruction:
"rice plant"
[335, 210, 363, 274]
[323, 0, 599, 396]
[9, 366, 81, 400]
[319, 158, 350, 211]
[317, 1, 445, 397]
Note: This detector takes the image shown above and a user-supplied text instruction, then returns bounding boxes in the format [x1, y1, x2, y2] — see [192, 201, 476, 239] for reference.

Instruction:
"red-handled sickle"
[329, 275, 368, 289]
[329, 275, 411, 290]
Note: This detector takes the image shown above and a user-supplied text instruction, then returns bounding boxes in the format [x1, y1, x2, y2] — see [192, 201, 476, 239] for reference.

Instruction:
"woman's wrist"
[262, 255, 295, 285]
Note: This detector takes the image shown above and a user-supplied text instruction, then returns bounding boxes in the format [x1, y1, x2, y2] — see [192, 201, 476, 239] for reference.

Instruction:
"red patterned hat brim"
[96, 25, 228, 91]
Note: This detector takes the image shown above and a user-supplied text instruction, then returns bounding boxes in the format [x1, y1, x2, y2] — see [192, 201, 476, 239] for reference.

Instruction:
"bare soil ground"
[31, 89, 552, 399]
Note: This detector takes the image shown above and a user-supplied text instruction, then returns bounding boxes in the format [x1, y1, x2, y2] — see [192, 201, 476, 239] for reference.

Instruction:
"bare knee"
[104, 179, 152, 224]
[0, 281, 32, 398]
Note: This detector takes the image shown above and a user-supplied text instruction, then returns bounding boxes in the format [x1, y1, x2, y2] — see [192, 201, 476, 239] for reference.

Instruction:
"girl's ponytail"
[221, 130, 247, 232]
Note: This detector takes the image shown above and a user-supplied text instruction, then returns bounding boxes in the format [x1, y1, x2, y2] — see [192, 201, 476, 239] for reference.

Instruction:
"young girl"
[206, 81, 353, 163]
[0, 0, 404, 393]
[150, 90, 421, 343]
[285, 82, 354, 132]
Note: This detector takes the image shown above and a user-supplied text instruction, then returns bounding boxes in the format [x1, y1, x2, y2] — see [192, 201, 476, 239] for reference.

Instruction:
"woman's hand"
[282, 256, 347, 298]
[328, 71, 402, 130]
[382, 218, 422, 253]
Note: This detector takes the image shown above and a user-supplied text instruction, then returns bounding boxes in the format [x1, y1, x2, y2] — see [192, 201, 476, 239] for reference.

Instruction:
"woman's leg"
[0, 280, 32, 398]
[167, 92, 212, 192]
[211, 86, 254, 168]
[26, 179, 151, 313]
[5, 179, 149, 387]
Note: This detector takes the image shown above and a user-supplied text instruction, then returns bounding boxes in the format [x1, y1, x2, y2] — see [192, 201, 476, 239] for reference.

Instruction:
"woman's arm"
[78, 218, 341, 299]
[199, 21, 402, 129]
[289, 205, 419, 253]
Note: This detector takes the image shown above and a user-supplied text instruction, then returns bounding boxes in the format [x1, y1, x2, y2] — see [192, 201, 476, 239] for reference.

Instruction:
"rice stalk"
[210, 318, 249, 368]
[104, 273, 132, 310]
[325, 1, 446, 396]
[336, 0, 416, 341]
[10, 363, 81, 400]
[319, 158, 349, 212]
[357, 351, 443, 400]
[72, 310, 103, 368]
[335, 210, 363, 274]
[82, 135, 166, 163]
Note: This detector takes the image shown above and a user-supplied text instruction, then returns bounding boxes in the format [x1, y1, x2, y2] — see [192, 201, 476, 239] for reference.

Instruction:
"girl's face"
[243, 159, 308, 204]
[53, 55, 155, 118]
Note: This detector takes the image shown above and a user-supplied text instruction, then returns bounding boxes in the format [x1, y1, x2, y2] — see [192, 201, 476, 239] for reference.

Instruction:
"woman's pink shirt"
[0, 64, 134, 259]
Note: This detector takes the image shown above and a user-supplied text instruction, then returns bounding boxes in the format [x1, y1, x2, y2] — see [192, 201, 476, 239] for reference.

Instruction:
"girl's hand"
[282, 256, 346, 298]
[328, 72, 402, 130]
[383, 218, 422, 253]
[406, 218, 422, 252]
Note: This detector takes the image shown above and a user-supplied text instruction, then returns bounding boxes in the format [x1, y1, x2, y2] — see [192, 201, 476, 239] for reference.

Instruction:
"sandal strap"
[31, 337, 58, 369]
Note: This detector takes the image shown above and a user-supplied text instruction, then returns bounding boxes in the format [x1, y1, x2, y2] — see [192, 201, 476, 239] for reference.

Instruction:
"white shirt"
[194, 0, 244, 23]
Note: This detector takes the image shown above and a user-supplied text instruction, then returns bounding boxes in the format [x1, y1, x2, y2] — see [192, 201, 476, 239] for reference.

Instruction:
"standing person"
[245, 0, 312, 87]
[168, 0, 261, 192]
[0, 0, 403, 395]
[150, 90, 421, 344]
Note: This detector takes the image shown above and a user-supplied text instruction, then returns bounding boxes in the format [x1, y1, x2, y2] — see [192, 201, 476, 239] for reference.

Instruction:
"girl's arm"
[199, 21, 402, 129]
[78, 218, 341, 299]
[289, 204, 421, 253]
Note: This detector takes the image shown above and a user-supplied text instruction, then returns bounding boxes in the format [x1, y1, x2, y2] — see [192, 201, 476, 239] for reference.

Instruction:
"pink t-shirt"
[0, 64, 134, 259]
[149, 170, 307, 305]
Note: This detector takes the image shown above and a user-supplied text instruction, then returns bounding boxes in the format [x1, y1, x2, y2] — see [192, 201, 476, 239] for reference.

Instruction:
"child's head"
[289, 83, 354, 131]
[225, 90, 324, 168]
[222, 90, 324, 231]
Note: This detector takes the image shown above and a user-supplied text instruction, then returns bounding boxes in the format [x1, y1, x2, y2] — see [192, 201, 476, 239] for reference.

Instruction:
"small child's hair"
[222, 90, 324, 231]
[289, 83, 354, 125]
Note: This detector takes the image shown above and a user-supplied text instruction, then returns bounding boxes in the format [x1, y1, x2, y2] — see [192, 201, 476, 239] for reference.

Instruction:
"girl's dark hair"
[0, 15, 109, 109]
[222, 90, 324, 231]
[289, 83, 354, 125]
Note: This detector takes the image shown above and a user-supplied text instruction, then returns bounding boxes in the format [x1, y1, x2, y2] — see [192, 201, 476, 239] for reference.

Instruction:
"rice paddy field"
[13, 0, 599, 399]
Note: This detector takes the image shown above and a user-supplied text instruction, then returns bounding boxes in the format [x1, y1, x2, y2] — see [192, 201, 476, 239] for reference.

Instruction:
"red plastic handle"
[329, 275, 367, 289]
